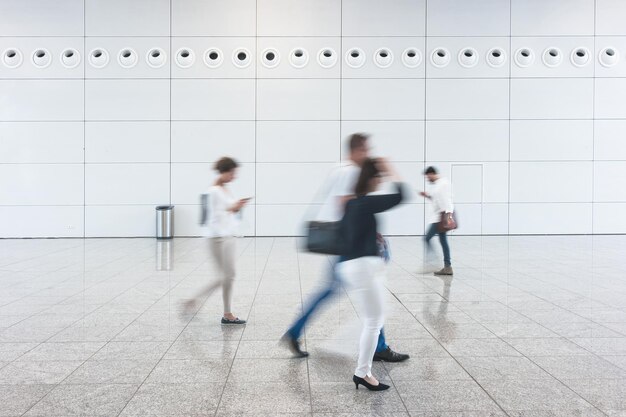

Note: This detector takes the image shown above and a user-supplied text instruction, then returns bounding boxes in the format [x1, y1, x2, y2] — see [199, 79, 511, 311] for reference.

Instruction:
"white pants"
[196, 236, 236, 314]
[337, 256, 386, 378]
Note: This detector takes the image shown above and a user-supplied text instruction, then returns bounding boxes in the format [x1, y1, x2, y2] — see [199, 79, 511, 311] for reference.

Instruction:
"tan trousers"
[203, 236, 236, 313]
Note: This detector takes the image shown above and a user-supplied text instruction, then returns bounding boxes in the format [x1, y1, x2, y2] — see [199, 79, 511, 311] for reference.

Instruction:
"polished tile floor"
[1, 236, 626, 416]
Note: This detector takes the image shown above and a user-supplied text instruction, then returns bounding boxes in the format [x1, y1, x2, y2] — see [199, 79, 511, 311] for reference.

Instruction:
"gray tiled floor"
[1, 236, 626, 416]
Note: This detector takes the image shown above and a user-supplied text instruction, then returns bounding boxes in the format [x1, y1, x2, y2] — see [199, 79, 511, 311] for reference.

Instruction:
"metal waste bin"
[156, 205, 174, 239]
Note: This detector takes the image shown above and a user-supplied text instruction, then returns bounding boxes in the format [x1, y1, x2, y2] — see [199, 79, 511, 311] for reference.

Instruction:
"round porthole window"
[60, 48, 81, 69]
[542, 47, 562, 67]
[402, 48, 422, 68]
[374, 48, 393, 68]
[261, 48, 280, 69]
[458, 47, 478, 68]
[514, 47, 534, 68]
[89, 48, 109, 68]
[32, 48, 51, 68]
[146, 48, 166, 68]
[486, 48, 506, 68]
[599, 47, 619, 67]
[570, 47, 590, 67]
[290, 48, 309, 68]
[317, 48, 337, 69]
[431, 48, 450, 68]
[118, 48, 138, 68]
[3, 48, 23, 68]
[175, 48, 195, 68]
[233, 48, 251, 68]
[204, 48, 223, 68]
[345, 48, 365, 68]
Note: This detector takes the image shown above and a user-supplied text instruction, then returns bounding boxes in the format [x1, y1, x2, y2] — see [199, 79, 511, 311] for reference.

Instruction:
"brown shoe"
[434, 266, 453, 276]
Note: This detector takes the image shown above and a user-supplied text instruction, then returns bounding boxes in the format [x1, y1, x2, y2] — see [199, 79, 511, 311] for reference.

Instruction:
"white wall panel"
[84, 38, 170, 79]
[451, 203, 483, 235]
[256, 163, 336, 205]
[452, 165, 483, 204]
[85, 164, 169, 205]
[593, 203, 626, 234]
[426, 121, 508, 162]
[170, 37, 255, 79]
[171, 163, 255, 205]
[510, 120, 593, 161]
[596, 0, 626, 35]
[0, 206, 84, 238]
[257, 122, 339, 163]
[85, 0, 170, 36]
[257, 0, 340, 36]
[595, 78, 626, 119]
[342, 0, 425, 36]
[0, 164, 83, 205]
[0, 0, 84, 36]
[594, 120, 626, 161]
[0, 37, 84, 79]
[510, 37, 594, 78]
[85, 80, 169, 121]
[343, 79, 425, 120]
[85, 122, 170, 163]
[171, 79, 255, 121]
[256, 204, 310, 236]
[594, 162, 626, 202]
[426, 79, 509, 120]
[426, 37, 510, 78]
[0, 122, 83, 163]
[510, 162, 593, 203]
[257, 37, 341, 79]
[85, 206, 156, 238]
[510, 78, 593, 119]
[0, 80, 83, 121]
[509, 203, 592, 234]
[341, 121, 425, 162]
[341, 37, 426, 79]
[172, 0, 256, 37]
[257, 79, 340, 121]
[378, 204, 424, 236]
[427, 0, 510, 36]
[171, 121, 255, 163]
[511, 0, 594, 36]
[482, 204, 509, 235]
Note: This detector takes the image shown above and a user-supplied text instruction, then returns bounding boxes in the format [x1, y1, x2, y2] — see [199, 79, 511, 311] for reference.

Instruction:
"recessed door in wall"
[451, 164, 483, 235]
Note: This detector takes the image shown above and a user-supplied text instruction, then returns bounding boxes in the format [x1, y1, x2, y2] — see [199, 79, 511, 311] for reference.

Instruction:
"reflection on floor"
[1, 236, 626, 416]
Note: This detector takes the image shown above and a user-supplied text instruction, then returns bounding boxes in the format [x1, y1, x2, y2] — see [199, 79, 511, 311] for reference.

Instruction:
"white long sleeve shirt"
[427, 177, 454, 224]
[316, 162, 361, 222]
[206, 185, 239, 237]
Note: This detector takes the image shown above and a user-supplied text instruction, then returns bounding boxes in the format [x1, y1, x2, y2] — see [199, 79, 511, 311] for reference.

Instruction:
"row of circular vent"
[2, 46, 622, 70]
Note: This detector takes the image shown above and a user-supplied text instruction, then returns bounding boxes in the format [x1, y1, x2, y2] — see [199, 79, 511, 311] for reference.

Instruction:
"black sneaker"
[281, 333, 309, 358]
[373, 347, 410, 362]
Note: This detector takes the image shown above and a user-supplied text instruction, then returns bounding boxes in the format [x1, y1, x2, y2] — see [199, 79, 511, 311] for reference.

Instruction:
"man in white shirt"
[420, 166, 454, 276]
[282, 134, 409, 363]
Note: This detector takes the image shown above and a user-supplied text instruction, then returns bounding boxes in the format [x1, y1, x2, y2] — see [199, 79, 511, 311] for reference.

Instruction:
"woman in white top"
[184, 157, 250, 324]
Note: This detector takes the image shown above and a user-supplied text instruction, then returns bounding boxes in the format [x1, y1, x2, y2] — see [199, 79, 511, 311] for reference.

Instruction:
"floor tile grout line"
[17, 240, 201, 415]
[295, 238, 315, 415]
[210, 237, 275, 416]
[110, 237, 255, 417]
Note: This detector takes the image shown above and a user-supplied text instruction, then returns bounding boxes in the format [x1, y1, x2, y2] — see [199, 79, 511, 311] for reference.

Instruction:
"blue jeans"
[287, 257, 389, 353]
[425, 223, 451, 267]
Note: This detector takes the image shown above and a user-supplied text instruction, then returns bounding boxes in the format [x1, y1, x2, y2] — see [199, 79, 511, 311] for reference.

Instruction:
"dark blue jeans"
[287, 257, 389, 353]
[425, 223, 451, 267]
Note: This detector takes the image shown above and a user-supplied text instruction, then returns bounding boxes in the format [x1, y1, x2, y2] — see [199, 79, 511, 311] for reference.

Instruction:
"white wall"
[1, 0, 625, 237]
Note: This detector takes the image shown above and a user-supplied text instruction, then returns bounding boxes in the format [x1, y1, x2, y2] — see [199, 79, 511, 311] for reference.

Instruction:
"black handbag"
[306, 220, 344, 255]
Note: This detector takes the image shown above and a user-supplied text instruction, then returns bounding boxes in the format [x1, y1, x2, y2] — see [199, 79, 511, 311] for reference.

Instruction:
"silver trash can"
[156, 205, 174, 239]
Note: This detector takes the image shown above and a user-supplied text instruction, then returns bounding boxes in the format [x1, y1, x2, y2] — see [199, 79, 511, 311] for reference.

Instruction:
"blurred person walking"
[282, 134, 409, 364]
[419, 166, 454, 276]
[337, 158, 405, 391]
[183, 157, 250, 324]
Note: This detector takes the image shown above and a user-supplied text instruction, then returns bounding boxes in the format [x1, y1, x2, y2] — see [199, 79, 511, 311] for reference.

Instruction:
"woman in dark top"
[337, 158, 405, 391]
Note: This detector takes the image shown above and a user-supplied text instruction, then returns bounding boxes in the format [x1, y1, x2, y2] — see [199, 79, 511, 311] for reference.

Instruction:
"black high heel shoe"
[352, 375, 390, 391]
